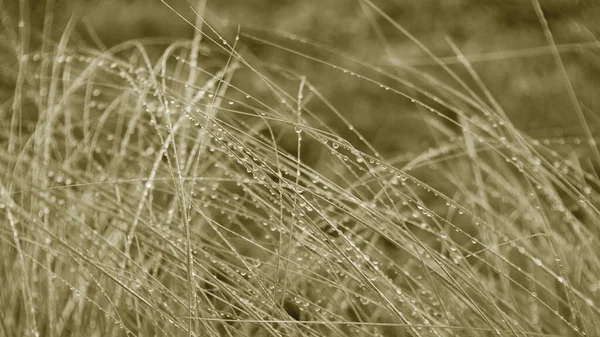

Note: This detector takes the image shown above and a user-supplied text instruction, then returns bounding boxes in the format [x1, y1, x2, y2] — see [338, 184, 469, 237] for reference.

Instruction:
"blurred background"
[88, 0, 600, 153]
[3, 0, 600, 160]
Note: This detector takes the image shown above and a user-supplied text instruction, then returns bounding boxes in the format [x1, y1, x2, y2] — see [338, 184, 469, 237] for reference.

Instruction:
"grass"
[1, 0, 600, 336]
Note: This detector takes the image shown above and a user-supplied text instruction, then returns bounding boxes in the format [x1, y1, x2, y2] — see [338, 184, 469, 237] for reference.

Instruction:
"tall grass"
[1, 0, 599, 336]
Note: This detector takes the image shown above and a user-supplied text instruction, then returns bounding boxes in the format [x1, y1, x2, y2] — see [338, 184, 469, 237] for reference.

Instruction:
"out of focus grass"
[1, 0, 600, 336]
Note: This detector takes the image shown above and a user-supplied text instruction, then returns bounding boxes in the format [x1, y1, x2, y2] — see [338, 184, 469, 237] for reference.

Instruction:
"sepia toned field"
[1, 1, 600, 336]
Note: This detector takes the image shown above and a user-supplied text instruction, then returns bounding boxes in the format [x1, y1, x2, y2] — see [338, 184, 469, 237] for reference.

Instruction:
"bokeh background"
[9, 0, 600, 159]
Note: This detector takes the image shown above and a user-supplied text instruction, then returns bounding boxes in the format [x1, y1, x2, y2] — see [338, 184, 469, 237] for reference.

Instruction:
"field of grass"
[1, 0, 600, 336]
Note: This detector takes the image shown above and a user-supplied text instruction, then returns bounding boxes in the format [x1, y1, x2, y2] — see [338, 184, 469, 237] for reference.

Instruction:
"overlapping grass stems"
[1, 0, 600, 336]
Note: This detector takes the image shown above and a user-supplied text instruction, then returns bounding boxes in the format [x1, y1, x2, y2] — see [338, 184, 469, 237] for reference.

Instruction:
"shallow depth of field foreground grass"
[1, 0, 600, 336]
